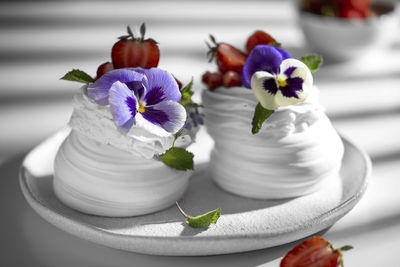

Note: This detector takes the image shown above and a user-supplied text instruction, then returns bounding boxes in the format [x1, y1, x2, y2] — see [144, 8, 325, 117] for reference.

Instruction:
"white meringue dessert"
[202, 86, 344, 199]
[54, 93, 195, 217]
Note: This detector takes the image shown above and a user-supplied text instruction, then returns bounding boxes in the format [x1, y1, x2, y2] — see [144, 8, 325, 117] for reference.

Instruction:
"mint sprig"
[180, 79, 201, 108]
[61, 69, 95, 84]
[176, 202, 221, 228]
[299, 54, 323, 73]
[251, 103, 274, 134]
[161, 147, 194, 171]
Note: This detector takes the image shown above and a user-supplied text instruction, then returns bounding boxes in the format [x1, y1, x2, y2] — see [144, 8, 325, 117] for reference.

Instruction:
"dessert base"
[202, 87, 344, 199]
[53, 130, 190, 217]
[19, 128, 370, 256]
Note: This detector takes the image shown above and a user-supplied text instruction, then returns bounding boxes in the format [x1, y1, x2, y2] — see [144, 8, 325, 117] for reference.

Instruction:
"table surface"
[1, 0, 400, 266]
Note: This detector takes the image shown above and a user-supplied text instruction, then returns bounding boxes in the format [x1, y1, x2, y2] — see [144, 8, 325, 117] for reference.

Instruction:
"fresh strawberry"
[338, 6, 366, 19]
[245, 30, 278, 54]
[203, 71, 222, 90]
[223, 71, 242, 87]
[207, 35, 247, 73]
[280, 236, 353, 267]
[96, 62, 114, 79]
[111, 24, 160, 69]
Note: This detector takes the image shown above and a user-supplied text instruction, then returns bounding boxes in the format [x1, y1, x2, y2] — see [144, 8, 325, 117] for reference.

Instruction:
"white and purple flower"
[242, 45, 313, 110]
[87, 68, 186, 136]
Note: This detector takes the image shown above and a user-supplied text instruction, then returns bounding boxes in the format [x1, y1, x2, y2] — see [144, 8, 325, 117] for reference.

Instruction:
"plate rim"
[19, 131, 372, 255]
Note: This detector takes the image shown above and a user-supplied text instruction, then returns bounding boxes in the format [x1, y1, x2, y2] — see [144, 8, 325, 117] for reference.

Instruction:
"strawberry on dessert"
[202, 71, 223, 90]
[245, 30, 278, 54]
[207, 35, 247, 74]
[111, 24, 160, 69]
[202, 31, 279, 90]
[280, 236, 353, 267]
[93, 24, 160, 81]
[96, 62, 114, 79]
[222, 71, 241, 87]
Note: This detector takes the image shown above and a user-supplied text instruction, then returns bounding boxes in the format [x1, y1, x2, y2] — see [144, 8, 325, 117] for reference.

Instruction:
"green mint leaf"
[184, 102, 202, 108]
[61, 69, 95, 84]
[299, 54, 323, 73]
[180, 79, 194, 106]
[176, 202, 221, 228]
[251, 103, 274, 134]
[160, 147, 194, 171]
[186, 208, 221, 228]
[269, 41, 282, 48]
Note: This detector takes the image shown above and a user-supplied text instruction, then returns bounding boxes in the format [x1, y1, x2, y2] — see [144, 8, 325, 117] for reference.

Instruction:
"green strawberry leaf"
[299, 54, 323, 73]
[251, 103, 274, 134]
[339, 245, 354, 251]
[176, 202, 221, 228]
[61, 69, 95, 84]
[160, 147, 194, 171]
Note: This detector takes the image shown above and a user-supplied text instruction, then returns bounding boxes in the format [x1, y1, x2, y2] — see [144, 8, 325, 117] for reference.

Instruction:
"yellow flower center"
[138, 106, 146, 113]
[276, 77, 288, 88]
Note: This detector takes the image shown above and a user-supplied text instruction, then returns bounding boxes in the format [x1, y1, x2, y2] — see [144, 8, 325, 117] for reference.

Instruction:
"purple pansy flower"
[242, 45, 313, 110]
[87, 68, 186, 136]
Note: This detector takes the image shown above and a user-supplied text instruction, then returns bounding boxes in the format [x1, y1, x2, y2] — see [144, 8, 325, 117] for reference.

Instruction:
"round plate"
[20, 128, 371, 256]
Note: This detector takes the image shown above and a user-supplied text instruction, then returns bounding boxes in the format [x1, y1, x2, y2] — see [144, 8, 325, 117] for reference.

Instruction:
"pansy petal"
[280, 77, 304, 98]
[251, 71, 280, 110]
[88, 69, 145, 105]
[141, 100, 186, 134]
[280, 58, 313, 87]
[242, 45, 292, 88]
[109, 81, 138, 133]
[137, 68, 181, 105]
[274, 86, 308, 108]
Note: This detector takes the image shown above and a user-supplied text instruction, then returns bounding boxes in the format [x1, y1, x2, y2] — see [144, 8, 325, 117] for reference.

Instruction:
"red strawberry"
[280, 236, 353, 267]
[222, 71, 242, 87]
[203, 71, 222, 90]
[202, 71, 212, 84]
[207, 35, 247, 73]
[245, 30, 278, 54]
[96, 61, 114, 79]
[338, 7, 365, 19]
[111, 24, 160, 69]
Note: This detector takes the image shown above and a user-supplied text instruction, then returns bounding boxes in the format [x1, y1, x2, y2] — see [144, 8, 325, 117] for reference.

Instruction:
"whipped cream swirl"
[69, 92, 195, 159]
[202, 86, 344, 199]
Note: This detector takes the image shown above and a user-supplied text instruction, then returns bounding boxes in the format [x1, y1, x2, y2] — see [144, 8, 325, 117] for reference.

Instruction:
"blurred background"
[1, 0, 400, 266]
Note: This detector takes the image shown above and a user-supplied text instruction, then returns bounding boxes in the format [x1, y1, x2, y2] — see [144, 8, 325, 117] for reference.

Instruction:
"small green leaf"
[251, 103, 274, 134]
[160, 147, 194, 171]
[61, 69, 95, 84]
[186, 208, 221, 228]
[180, 79, 200, 108]
[183, 102, 202, 108]
[340, 245, 354, 251]
[176, 202, 221, 228]
[269, 41, 282, 48]
[299, 54, 323, 73]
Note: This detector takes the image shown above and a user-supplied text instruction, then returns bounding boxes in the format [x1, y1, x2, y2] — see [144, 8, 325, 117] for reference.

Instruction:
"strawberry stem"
[127, 25, 134, 39]
[140, 23, 146, 42]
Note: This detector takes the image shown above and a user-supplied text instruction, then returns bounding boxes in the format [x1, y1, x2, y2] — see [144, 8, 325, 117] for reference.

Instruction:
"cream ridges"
[202, 87, 344, 199]
[53, 92, 192, 217]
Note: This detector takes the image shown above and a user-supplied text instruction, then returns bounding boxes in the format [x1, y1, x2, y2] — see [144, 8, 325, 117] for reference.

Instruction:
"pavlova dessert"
[55, 25, 201, 217]
[202, 31, 344, 199]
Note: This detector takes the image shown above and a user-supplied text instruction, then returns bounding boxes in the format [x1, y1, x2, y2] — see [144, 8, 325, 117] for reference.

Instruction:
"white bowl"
[298, 2, 399, 61]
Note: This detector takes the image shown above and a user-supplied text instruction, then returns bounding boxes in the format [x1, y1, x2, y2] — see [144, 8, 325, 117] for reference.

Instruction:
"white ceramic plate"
[20, 129, 371, 256]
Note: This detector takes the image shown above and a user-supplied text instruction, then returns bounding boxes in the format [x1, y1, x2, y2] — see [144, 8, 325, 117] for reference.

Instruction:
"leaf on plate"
[176, 202, 221, 228]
